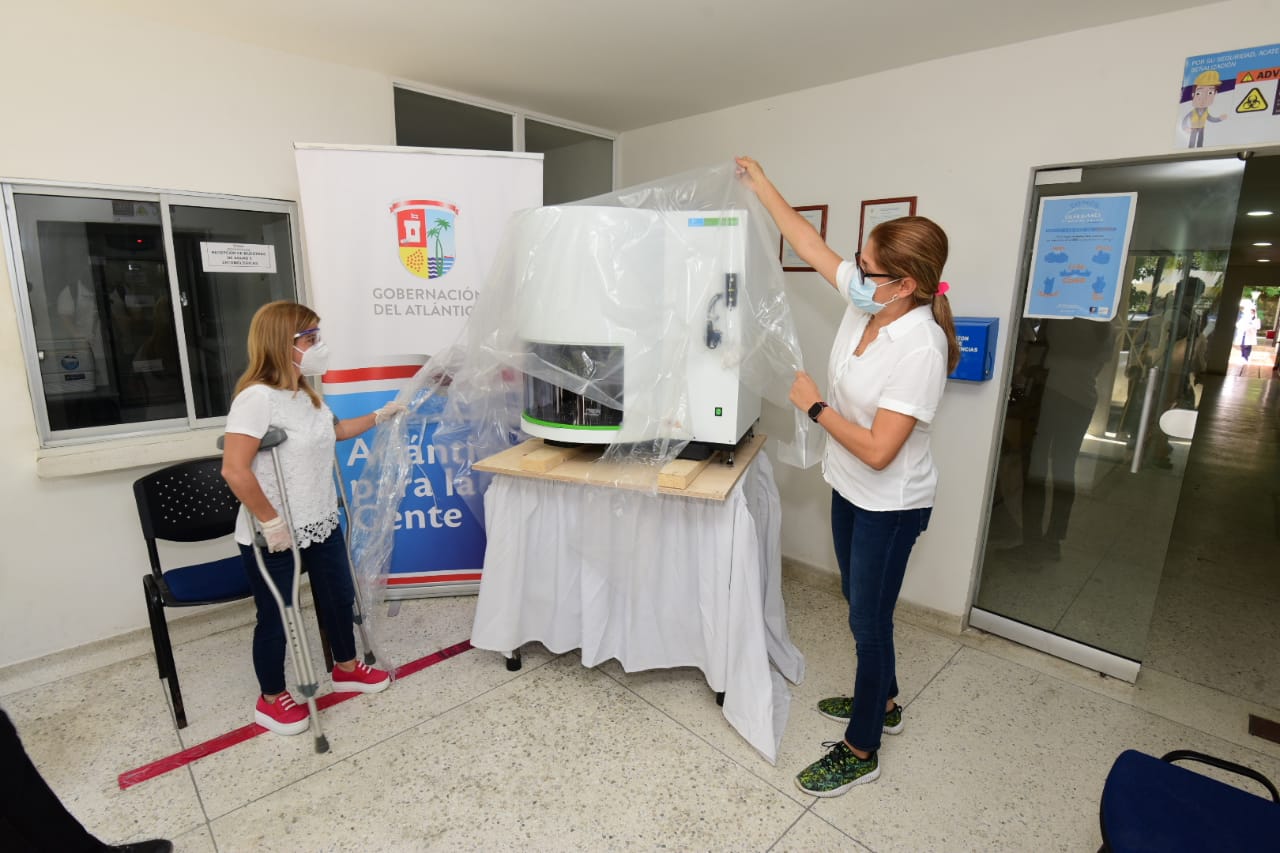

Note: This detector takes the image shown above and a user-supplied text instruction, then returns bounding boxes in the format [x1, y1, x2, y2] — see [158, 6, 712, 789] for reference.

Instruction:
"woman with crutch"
[221, 301, 403, 735]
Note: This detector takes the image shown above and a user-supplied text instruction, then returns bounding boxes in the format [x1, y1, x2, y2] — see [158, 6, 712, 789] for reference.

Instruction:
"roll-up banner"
[295, 144, 543, 597]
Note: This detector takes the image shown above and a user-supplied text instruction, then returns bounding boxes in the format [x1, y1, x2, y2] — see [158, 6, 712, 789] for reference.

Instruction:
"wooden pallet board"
[518, 442, 587, 473]
[657, 455, 715, 490]
[473, 433, 766, 502]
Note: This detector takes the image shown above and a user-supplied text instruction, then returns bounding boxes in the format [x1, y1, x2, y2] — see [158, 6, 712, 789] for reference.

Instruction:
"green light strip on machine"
[521, 414, 621, 431]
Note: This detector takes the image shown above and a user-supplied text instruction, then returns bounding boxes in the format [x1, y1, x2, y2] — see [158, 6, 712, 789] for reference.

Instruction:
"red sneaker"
[254, 691, 309, 735]
[331, 661, 390, 694]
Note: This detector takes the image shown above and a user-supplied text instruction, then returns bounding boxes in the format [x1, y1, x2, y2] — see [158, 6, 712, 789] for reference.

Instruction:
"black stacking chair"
[1099, 749, 1279, 852]
[134, 456, 330, 729]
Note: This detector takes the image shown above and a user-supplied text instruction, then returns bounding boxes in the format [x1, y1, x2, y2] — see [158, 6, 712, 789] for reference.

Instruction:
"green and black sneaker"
[883, 702, 903, 734]
[816, 697, 904, 734]
[795, 741, 880, 797]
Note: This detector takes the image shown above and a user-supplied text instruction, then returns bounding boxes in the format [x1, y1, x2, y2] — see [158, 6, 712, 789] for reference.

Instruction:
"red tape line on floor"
[118, 639, 473, 790]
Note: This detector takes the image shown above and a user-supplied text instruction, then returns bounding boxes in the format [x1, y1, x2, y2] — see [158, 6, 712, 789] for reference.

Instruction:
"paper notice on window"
[199, 242, 277, 274]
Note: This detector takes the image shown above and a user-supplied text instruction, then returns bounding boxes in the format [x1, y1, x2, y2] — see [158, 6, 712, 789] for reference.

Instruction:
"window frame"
[2, 180, 304, 447]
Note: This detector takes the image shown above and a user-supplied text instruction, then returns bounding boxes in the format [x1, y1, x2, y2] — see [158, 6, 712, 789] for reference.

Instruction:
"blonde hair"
[871, 216, 961, 372]
[234, 300, 322, 407]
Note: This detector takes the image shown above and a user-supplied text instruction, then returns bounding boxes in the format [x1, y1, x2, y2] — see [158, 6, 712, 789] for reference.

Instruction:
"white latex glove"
[374, 401, 407, 425]
[260, 515, 292, 553]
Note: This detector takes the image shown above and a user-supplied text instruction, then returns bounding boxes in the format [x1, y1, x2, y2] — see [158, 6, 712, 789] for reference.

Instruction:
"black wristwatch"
[807, 401, 829, 423]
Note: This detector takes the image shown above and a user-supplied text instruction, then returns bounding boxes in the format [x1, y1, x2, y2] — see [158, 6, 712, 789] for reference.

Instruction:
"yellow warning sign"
[1240, 73, 1254, 82]
[1237, 87, 1269, 113]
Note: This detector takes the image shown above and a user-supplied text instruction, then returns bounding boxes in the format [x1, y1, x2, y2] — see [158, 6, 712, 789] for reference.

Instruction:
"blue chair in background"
[1099, 748, 1279, 852]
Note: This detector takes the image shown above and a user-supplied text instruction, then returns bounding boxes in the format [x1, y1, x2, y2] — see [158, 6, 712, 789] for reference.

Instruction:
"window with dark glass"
[392, 86, 614, 203]
[4, 188, 300, 443]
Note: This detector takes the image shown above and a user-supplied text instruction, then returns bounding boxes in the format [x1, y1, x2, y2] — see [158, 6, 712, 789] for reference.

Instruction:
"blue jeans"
[239, 527, 357, 696]
[830, 490, 931, 752]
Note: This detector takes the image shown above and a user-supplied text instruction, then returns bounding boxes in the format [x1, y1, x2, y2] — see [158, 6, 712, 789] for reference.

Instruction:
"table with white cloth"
[470, 436, 805, 764]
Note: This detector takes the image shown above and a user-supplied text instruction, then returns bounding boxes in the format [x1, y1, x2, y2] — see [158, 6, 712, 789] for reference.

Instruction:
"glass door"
[971, 156, 1245, 680]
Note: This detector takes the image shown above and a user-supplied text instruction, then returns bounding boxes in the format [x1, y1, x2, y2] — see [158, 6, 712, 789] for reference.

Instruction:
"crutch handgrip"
[258, 427, 288, 450]
[215, 426, 289, 452]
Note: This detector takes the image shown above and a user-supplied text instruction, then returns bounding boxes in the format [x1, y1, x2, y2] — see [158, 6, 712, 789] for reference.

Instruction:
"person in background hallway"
[221, 301, 404, 735]
[736, 156, 959, 798]
[1237, 305, 1260, 365]
[0, 708, 171, 852]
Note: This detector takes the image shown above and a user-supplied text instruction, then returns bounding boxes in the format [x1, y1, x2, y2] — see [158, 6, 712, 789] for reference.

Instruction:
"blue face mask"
[847, 265, 902, 315]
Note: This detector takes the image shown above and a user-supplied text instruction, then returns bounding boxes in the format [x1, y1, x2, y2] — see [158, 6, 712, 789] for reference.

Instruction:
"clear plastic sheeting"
[348, 162, 819, 654]
[344, 354, 462, 669]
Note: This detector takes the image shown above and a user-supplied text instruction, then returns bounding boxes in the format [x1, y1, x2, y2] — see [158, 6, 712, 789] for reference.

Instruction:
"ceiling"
[93, 0, 1220, 132]
[1231, 155, 1280, 273]
[82, 0, 1275, 272]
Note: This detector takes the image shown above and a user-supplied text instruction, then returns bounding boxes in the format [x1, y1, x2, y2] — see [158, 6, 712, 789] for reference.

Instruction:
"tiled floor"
[4, 571, 1280, 852]
[1230, 342, 1278, 378]
[1143, 373, 1280, 711]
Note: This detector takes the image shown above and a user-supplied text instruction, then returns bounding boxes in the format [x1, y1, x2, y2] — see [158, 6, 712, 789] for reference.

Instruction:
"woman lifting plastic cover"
[736, 157, 960, 797]
[220, 301, 404, 735]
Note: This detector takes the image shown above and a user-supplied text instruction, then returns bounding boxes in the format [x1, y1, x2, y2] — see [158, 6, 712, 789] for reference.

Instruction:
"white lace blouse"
[224, 384, 339, 548]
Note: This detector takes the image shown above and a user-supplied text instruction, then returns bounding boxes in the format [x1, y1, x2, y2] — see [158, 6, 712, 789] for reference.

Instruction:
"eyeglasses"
[855, 252, 901, 282]
[293, 327, 321, 347]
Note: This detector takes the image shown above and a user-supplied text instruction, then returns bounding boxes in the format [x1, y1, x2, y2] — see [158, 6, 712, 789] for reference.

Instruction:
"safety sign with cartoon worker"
[1176, 43, 1280, 149]
[1182, 69, 1228, 148]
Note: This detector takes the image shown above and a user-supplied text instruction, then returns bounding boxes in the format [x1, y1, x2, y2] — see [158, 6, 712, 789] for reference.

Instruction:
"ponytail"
[871, 215, 960, 372]
[930, 292, 961, 373]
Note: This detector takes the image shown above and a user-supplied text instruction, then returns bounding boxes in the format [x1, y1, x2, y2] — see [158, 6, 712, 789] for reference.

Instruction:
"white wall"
[617, 0, 1277, 621]
[0, 5, 394, 666]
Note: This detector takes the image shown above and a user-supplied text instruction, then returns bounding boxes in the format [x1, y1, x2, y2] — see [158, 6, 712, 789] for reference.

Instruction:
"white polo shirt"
[823, 261, 948, 511]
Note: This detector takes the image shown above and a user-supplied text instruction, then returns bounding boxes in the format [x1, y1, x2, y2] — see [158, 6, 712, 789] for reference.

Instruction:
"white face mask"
[294, 340, 331, 376]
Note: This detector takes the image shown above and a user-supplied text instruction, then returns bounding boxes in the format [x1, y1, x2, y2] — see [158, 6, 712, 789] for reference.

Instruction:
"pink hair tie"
[937, 281, 951, 295]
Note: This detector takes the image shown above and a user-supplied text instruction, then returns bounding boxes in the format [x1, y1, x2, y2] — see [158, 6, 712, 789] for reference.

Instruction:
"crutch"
[220, 427, 329, 754]
[332, 455, 376, 665]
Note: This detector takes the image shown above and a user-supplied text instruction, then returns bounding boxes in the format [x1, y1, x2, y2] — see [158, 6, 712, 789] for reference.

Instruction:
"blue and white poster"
[296, 145, 542, 597]
[1024, 193, 1136, 322]
[1176, 43, 1280, 150]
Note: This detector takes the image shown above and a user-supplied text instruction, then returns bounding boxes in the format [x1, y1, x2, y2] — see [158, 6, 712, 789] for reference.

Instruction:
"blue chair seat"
[163, 555, 249, 604]
[1101, 749, 1280, 852]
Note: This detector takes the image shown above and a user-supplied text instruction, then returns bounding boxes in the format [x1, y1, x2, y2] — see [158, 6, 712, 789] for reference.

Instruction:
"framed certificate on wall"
[780, 205, 829, 271]
[858, 197, 916, 251]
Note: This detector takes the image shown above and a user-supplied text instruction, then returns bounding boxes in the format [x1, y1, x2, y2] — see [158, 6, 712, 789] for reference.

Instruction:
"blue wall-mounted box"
[948, 317, 999, 382]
